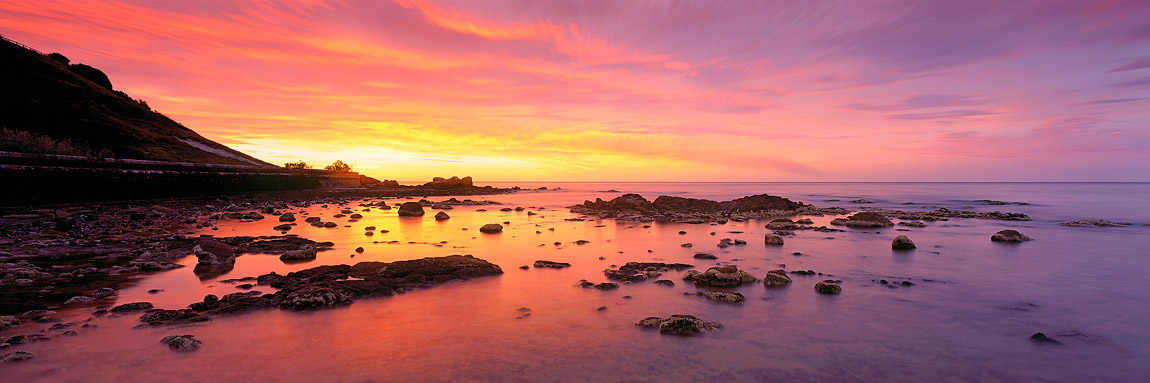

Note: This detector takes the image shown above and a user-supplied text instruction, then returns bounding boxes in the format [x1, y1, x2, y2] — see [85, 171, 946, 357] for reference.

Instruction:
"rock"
[279, 286, 352, 310]
[140, 309, 210, 326]
[1029, 332, 1061, 345]
[161, 335, 202, 352]
[814, 280, 842, 295]
[0, 316, 19, 331]
[693, 253, 717, 260]
[355, 247, 364, 253]
[764, 233, 785, 245]
[92, 287, 116, 298]
[636, 314, 721, 336]
[1, 350, 35, 362]
[192, 240, 235, 265]
[653, 279, 675, 287]
[795, 218, 814, 225]
[279, 245, 317, 262]
[397, 202, 426, 217]
[435, 212, 451, 221]
[833, 212, 894, 228]
[305, 216, 322, 223]
[349, 213, 363, 219]
[898, 221, 926, 227]
[699, 291, 745, 303]
[110, 302, 154, 312]
[519, 265, 529, 270]
[64, 296, 94, 305]
[991, 230, 1032, 242]
[1059, 219, 1132, 227]
[479, 224, 503, 233]
[533, 260, 571, 268]
[273, 224, 292, 231]
[766, 218, 799, 230]
[763, 270, 792, 288]
[278, 213, 296, 222]
[683, 266, 757, 287]
[603, 262, 694, 282]
[892, 235, 916, 250]
[322, 222, 337, 228]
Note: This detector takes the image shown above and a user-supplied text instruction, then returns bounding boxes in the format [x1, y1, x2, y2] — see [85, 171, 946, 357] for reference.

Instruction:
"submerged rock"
[109, 302, 154, 313]
[636, 314, 721, 336]
[1059, 219, 1131, 227]
[892, 235, 916, 250]
[279, 286, 352, 310]
[161, 335, 202, 352]
[991, 230, 1032, 242]
[603, 262, 694, 282]
[763, 270, 793, 288]
[683, 266, 757, 287]
[1029, 332, 1061, 345]
[1, 350, 35, 362]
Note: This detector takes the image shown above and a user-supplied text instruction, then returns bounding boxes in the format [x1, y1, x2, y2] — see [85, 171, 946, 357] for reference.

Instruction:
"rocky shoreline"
[0, 183, 516, 314]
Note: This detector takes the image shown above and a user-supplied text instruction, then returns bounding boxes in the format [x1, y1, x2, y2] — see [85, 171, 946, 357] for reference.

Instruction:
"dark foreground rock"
[991, 230, 1032, 242]
[192, 240, 235, 265]
[166, 255, 503, 320]
[161, 334, 202, 352]
[636, 314, 721, 336]
[603, 262, 694, 282]
[479, 223, 503, 233]
[698, 291, 745, 303]
[683, 266, 757, 287]
[397, 202, 425, 217]
[1030, 332, 1061, 345]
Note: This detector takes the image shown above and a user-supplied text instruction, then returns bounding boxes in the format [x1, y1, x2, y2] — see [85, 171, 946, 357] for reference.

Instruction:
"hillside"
[0, 36, 272, 166]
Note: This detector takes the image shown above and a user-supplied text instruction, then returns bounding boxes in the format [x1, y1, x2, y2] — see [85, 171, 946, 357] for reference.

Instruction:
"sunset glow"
[3, 0, 1148, 181]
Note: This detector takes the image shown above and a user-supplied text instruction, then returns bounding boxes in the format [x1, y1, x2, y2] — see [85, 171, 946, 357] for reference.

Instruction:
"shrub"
[324, 160, 351, 172]
[285, 160, 311, 169]
[0, 128, 94, 157]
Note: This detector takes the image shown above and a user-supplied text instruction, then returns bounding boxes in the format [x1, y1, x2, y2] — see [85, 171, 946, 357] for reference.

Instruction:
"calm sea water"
[3, 183, 1148, 382]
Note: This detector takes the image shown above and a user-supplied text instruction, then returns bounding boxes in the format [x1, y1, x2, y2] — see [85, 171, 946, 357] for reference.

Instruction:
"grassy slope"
[0, 38, 273, 166]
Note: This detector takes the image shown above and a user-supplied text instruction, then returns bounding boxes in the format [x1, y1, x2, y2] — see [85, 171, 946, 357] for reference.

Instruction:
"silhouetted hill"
[0, 36, 272, 166]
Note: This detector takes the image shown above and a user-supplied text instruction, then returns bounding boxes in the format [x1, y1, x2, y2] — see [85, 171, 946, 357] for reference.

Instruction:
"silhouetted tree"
[284, 160, 311, 169]
[325, 160, 351, 172]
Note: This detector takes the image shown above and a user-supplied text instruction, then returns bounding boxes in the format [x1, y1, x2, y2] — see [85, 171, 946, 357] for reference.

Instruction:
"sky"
[2, 0, 1149, 182]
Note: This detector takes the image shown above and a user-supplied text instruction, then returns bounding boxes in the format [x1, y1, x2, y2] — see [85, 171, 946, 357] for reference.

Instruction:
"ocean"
[3, 182, 1148, 382]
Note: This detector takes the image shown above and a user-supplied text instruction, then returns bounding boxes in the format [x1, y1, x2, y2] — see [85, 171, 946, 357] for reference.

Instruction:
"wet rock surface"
[397, 202, 425, 217]
[831, 212, 895, 228]
[636, 314, 721, 335]
[814, 280, 842, 295]
[698, 291, 745, 303]
[479, 224, 504, 233]
[1059, 219, 1132, 227]
[892, 235, 916, 250]
[1, 350, 36, 362]
[763, 270, 793, 288]
[533, 260, 571, 269]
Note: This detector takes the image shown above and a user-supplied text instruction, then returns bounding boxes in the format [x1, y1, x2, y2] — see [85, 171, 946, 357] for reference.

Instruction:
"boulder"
[110, 302, 154, 312]
[64, 296, 94, 305]
[892, 235, 916, 250]
[273, 224, 292, 231]
[435, 211, 450, 221]
[278, 213, 296, 222]
[764, 233, 785, 246]
[160, 335, 202, 352]
[991, 230, 1032, 242]
[683, 266, 757, 287]
[763, 270, 792, 288]
[766, 218, 799, 230]
[693, 253, 717, 260]
[814, 280, 842, 295]
[397, 202, 425, 217]
[479, 224, 504, 233]
[193, 240, 235, 265]
[1029, 332, 1061, 345]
